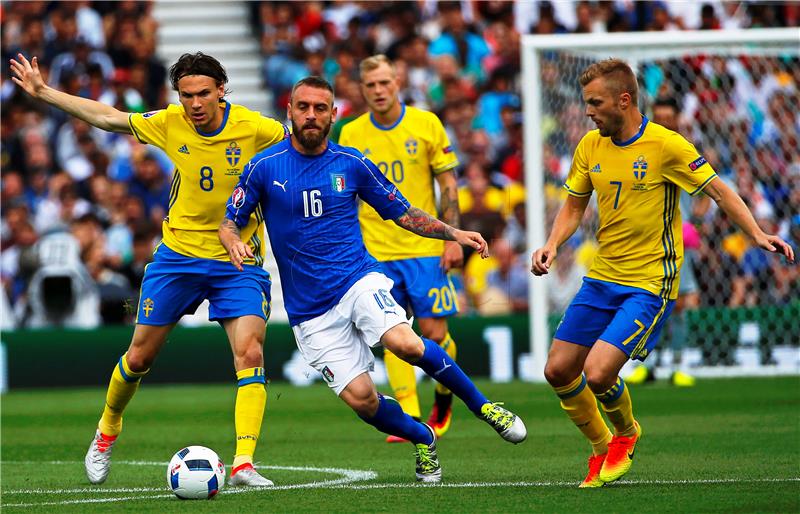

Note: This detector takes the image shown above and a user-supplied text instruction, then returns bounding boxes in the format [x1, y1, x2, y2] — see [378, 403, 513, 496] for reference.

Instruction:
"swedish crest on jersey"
[226, 141, 241, 166]
[405, 137, 418, 156]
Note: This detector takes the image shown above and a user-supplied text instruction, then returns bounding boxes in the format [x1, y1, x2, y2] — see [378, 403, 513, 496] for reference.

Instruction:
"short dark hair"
[168, 52, 229, 93]
[653, 96, 680, 114]
[290, 76, 334, 102]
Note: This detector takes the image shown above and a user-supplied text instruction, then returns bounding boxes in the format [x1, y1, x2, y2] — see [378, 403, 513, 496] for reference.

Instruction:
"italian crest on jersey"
[331, 174, 346, 192]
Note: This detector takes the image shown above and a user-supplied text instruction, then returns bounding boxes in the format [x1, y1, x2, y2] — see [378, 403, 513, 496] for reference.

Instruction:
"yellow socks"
[596, 377, 637, 437]
[434, 333, 457, 396]
[554, 374, 613, 455]
[98, 353, 149, 436]
[232, 367, 267, 471]
[384, 349, 421, 419]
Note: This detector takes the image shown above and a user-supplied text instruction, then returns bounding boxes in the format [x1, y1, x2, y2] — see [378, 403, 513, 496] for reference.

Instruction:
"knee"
[388, 337, 424, 362]
[124, 348, 153, 373]
[350, 392, 380, 418]
[544, 360, 578, 388]
[584, 369, 616, 394]
[421, 324, 447, 344]
[235, 335, 264, 369]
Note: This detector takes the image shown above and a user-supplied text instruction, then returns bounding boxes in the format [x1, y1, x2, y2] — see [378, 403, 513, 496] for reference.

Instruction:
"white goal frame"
[521, 28, 800, 382]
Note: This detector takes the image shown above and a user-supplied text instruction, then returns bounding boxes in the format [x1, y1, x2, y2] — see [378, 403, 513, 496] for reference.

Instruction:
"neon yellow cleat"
[625, 366, 652, 385]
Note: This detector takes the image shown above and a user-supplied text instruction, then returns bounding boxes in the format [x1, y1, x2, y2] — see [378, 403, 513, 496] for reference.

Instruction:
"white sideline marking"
[1, 461, 377, 508]
[2, 460, 798, 508]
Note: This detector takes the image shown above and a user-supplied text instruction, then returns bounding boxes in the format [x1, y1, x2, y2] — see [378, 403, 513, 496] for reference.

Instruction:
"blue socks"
[415, 337, 488, 414]
[360, 394, 433, 445]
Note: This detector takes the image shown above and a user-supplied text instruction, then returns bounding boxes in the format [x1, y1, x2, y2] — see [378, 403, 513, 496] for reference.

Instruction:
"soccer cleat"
[626, 365, 654, 385]
[579, 453, 607, 488]
[427, 402, 452, 438]
[85, 429, 117, 484]
[386, 434, 409, 443]
[414, 424, 441, 483]
[671, 370, 696, 387]
[478, 402, 527, 444]
[599, 420, 642, 484]
[229, 463, 274, 487]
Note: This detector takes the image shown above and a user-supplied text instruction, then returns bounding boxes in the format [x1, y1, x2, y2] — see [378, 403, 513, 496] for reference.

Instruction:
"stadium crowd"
[1, 1, 798, 335]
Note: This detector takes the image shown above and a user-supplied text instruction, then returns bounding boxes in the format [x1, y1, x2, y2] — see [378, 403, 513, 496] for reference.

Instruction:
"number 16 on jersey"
[303, 190, 323, 217]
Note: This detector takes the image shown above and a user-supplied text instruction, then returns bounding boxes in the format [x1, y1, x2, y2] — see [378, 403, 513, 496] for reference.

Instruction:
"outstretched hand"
[9, 53, 46, 98]
[453, 229, 489, 258]
[755, 233, 795, 263]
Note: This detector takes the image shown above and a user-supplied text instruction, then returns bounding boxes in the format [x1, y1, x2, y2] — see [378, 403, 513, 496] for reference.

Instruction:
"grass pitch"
[2, 376, 798, 513]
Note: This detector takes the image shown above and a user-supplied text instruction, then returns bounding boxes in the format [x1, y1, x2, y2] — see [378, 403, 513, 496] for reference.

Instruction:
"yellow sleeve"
[128, 109, 169, 149]
[563, 136, 593, 197]
[661, 133, 718, 196]
[429, 115, 459, 174]
[338, 121, 353, 147]
[256, 116, 288, 151]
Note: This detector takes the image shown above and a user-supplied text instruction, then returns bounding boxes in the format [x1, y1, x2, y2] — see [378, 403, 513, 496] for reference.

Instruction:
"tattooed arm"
[394, 206, 489, 258]
[219, 218, 253, 271]
[434, 170, 464, 270]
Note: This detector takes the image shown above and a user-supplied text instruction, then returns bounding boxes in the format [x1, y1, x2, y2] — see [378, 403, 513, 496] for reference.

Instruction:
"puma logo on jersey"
[178, 144, 190, 154]
[273, 180, 288, 192]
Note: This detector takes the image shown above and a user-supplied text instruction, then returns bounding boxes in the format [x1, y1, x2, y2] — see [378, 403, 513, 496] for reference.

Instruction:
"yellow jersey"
[339, 104, 458, 261]
[128, 101, 286, 263]
[564, 117, 717, 299]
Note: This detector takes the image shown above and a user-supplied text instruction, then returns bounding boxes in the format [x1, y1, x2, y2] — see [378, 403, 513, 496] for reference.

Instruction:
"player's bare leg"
[223, 315, 272, 487]
[341, 373, 441, 482]
[382, 324, 526, 443]
[86, 323, 174, 484]
[418, 317, 456, 438]
[584, 341, 641, 484]
[545, 339, 612, 487]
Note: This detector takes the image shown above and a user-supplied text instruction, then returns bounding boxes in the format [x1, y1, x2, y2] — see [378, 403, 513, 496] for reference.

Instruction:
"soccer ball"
[167, 446, 226, 500]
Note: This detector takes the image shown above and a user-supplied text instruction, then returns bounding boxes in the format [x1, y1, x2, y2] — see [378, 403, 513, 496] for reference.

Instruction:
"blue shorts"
[136, 244, 272, 325]
[378, 256, 458, 318]
[555, 277, 675, 361]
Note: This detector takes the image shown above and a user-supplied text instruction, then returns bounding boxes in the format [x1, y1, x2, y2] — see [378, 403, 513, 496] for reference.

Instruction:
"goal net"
[521, 28, 800, 381]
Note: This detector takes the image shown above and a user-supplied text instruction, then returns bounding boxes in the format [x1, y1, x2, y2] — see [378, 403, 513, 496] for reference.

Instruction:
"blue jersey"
[225, 139, 411, 325]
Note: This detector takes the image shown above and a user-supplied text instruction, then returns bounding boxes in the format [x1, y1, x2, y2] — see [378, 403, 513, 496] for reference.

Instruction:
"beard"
[597, 112, 624, 139]
[292, 119, 332, 150]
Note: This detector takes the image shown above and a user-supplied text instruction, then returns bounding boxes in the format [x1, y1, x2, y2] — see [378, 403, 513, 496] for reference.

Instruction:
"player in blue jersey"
[10, 52, 285, 487]
[219, 77, 527, 483]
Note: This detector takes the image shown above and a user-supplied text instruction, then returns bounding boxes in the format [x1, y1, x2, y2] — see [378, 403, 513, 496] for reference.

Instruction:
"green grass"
[2, 377, 799, 513]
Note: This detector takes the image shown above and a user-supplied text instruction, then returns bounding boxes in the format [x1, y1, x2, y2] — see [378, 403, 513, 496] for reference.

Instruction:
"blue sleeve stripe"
[689, 174, 717, 196]
[563, 184, 592, 197]
[238, 375, 266, 387]
[329, 149, 411, 208]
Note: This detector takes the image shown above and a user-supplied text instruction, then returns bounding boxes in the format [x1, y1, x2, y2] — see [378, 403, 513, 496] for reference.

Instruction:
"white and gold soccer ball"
[167, 446, 226, 499]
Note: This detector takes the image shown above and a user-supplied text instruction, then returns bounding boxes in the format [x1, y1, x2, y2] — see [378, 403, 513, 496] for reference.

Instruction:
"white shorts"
[291, 272, 409, 395]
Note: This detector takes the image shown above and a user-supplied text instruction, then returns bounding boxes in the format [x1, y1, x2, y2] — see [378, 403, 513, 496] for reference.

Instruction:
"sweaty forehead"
[177, 75, 217, 93]
[582, 78, 609, 101]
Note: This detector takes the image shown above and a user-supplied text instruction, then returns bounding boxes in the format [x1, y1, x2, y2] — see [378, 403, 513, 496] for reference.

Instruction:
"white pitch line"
[1, 463, 377, 508]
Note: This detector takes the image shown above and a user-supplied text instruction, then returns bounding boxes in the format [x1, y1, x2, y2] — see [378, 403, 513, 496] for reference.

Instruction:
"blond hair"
[579, 58, 638, 106]
[359, 54, 395, 80]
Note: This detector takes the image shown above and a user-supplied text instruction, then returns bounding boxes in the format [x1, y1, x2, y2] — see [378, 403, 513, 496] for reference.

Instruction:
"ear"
[286, 102, 292, 121]
[619, 91, 632, 110]
[331, 104, 338, 122]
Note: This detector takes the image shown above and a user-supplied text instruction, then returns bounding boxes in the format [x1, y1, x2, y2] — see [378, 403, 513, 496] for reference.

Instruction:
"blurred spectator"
[484, 238, 530, 314]
[429, 1, 491, 84]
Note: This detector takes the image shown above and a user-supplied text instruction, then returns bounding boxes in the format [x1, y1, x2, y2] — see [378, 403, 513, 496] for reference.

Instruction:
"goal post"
[521, 28, 800, 382]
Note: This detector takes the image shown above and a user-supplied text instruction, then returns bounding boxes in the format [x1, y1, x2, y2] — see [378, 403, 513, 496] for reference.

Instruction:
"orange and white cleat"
[579, 453, 606, 488]
[385, 434, 409, 443]
[599, 421, 642, 483]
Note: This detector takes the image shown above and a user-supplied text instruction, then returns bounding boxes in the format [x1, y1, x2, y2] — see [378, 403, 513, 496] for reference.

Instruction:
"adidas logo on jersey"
[178, 145, 190, 154]
[590, 164, 601, 173]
